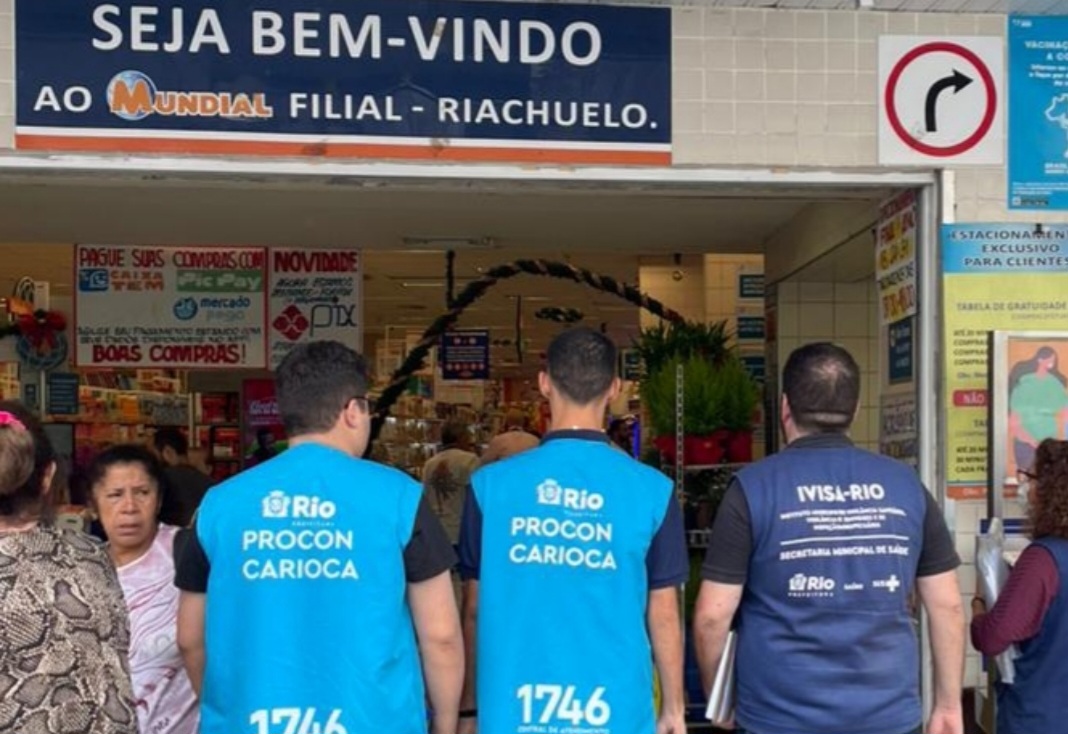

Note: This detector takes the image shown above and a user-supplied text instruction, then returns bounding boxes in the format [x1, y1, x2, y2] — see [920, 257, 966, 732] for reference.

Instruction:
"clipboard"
[705, 630, 736, 727]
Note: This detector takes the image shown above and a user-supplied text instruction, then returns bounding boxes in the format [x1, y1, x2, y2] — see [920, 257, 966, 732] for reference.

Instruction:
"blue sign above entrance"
[15, 0, 672, 165]
[1009, 16, 1068, 210]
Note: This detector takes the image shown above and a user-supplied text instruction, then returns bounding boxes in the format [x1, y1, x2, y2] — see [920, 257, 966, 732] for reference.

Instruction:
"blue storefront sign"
[441, 329, 490, 380]
[22, 383, 38, 411]
[888, 316, 915, 385]
[742, 355, 766, 383]
[15, 1, 671, 165]
[738, 274, 765, 299]
[737, 316, 765, 341]
[1008, 16, 1068, 210]
[619, 348, 643, 382]
[46, 372, 81, 415]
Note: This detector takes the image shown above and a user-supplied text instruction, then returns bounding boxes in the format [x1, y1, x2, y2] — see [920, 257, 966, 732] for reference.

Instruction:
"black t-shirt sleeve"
[701, 479, 752, 585]
[457, 484, 482, 582]
[174, 525, 210, 593]
[404, 495, 458, 583]
[917, 488, 961, 577]
[646, 494, 689, 589]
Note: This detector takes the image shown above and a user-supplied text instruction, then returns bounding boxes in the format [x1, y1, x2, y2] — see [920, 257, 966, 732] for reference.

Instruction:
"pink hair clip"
[0, 412, 26, 431]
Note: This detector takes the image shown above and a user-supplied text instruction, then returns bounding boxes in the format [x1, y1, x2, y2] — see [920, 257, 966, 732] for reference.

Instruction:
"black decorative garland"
[371, 259, 684, 441]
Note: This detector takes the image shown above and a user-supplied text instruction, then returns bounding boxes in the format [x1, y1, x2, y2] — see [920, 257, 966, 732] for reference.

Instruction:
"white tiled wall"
[704, 253, 764, 326]
[638, 255, 709, 329]
[775, 279, 880, 449]
[671, 6, 1001, 167]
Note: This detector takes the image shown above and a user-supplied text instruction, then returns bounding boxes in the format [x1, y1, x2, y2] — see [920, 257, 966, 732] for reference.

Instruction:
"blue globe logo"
[173, 298, 198, 321]
[107, 70, 157, 121]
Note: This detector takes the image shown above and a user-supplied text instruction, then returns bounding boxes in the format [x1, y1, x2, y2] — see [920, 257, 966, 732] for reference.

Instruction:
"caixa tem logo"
[262, 490, 336, 520]
[788, 574, 836, 597]
[536, 479, 605, 511]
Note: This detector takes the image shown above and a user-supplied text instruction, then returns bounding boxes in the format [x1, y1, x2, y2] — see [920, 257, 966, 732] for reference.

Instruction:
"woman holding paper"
[972, 438, 1068, 734]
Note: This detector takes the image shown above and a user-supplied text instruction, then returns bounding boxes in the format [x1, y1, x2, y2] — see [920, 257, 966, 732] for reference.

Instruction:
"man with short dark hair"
[459, 327, 688, 734]
[175, 340, 463, 734]
[694, 342, 965, 734]
[153, 427, 212, 527]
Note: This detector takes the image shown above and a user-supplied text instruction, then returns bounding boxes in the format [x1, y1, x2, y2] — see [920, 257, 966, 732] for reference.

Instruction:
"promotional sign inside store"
[242, 378, 286, 468]
[887, 316, 915, 385]
[738, 274, 764, 300]
[440, 330, 490, 380]
[879, 393, 918, 469]
[941, 223, 1068, 499]
[268, 249, 362, 370]
[46, 372, 81, 415]
[878, 36, 1004, 166]
[736, 316, 765, 341]
[1008, 16, 1068, 210]
[876, 190, 918, 326]
[74, 245, 268, 369]
[14, 1, 671, 165]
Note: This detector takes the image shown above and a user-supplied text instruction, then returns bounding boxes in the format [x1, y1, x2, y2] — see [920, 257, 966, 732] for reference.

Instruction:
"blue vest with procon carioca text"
[997, 537, 1068, 734]
[472, 436, 675, 734]
[195, 443, 427, 734]
[736, 440, 926, 734]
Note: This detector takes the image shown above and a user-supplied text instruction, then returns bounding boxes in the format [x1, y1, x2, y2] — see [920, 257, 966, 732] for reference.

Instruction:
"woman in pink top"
[89, 444, 199, 734]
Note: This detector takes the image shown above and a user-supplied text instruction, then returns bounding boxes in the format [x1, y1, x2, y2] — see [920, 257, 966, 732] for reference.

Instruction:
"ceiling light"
[401, 236, 497, 249]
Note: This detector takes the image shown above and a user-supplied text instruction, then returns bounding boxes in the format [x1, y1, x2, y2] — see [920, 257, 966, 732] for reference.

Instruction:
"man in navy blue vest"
[458, 326, 689, 734]
[175, 341, 463, 734]
[694, 342, 965, 734]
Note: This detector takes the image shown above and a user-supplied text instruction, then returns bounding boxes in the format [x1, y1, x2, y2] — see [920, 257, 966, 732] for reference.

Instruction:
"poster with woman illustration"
[991, 333, 1068, 510]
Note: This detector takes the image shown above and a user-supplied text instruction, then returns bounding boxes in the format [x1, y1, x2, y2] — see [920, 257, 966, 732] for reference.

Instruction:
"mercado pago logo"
[106, 70, 272, 121]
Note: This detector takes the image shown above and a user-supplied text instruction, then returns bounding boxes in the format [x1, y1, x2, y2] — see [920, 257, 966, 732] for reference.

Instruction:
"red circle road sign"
[884, 41, 997, 158]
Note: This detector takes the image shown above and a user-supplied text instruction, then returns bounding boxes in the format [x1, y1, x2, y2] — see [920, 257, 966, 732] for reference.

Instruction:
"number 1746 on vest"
[517, 684, 611, 727]
[249, 707, 347, 734]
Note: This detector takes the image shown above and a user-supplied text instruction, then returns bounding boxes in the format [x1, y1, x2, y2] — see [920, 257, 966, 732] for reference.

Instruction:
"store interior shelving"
[191, 391, 241, 481]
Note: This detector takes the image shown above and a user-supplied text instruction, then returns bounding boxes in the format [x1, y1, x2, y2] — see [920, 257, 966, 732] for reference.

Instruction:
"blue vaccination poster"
[1008, 16, 1068, 210]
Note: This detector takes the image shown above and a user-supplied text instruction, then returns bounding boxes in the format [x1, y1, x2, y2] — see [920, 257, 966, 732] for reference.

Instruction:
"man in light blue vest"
[175, 340, 463, 734]
[458, 326, 689, 734]
[694, 342, 965, 734]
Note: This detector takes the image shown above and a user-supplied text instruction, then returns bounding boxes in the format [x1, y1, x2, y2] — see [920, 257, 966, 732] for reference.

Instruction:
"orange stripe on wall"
[15, 134, 672, 166]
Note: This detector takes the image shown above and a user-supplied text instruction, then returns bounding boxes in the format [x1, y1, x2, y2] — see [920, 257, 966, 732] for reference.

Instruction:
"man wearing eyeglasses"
[174, 340, 463, 734]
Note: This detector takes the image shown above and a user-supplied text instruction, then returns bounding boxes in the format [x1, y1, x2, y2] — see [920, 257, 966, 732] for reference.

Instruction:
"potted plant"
[638, 359, 682, 461]
[635, 320, 731, 376]
[682, 356, 728, 465]
[718, 355, 762, 463]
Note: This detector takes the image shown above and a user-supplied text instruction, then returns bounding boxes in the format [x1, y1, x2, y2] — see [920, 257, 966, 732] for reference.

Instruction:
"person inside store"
[88, 444, 199, 734]
[458, 327, 689, 734]
[174, 340, 463, 734]
[251, 427, 279, 466]
[1008, 346, 1068, 478]
[423, 420, 480, 549]
[608, 416, 635, 455]
[693, 343, 965, 734]
[972, 438, 1068, 734]
[0, 400, 138, 734]
[153, 427, 213, 527]
[479, 408, 540, 465]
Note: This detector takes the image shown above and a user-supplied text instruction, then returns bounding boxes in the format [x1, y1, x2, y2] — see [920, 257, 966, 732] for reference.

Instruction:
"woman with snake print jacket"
[0, 401, 138, 734]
